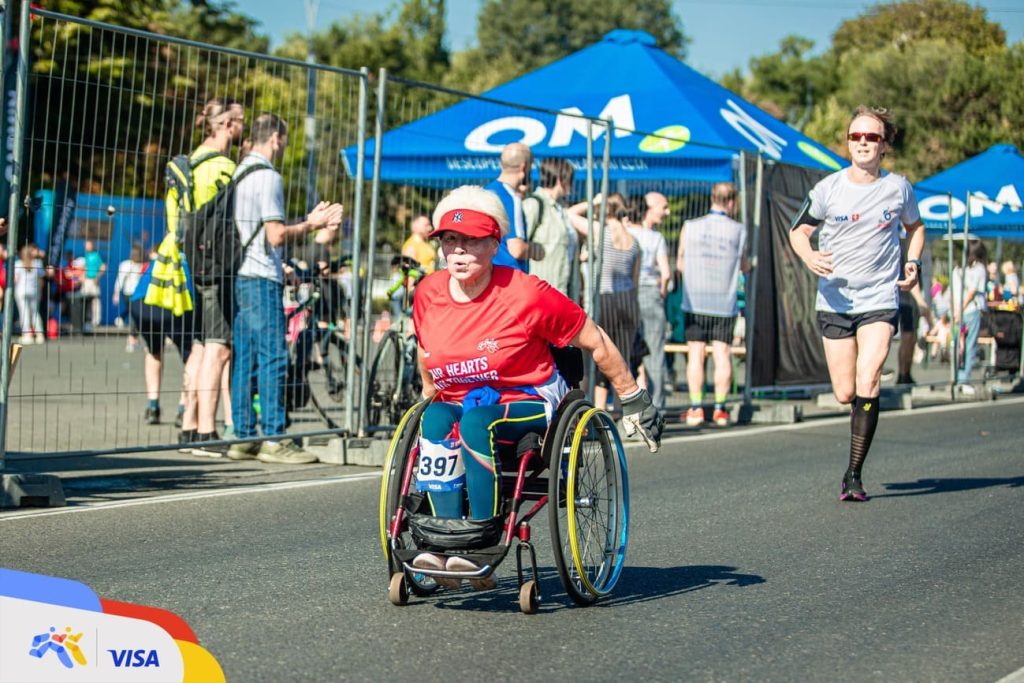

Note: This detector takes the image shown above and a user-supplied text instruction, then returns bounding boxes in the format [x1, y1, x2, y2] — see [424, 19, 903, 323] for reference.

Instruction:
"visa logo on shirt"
[828, 213, 860, 223]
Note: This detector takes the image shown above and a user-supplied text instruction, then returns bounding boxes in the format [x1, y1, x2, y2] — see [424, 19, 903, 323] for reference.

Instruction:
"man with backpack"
[522, 157, 578, 299]
[166, 99, 246, 453]
[224, 113, 343, 464]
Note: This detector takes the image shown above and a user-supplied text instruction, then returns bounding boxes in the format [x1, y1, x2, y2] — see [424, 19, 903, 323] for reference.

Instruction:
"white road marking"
[996, 665, 1024, 683]
[0, 472, 382, 521]
[4, 396, 1021, 520]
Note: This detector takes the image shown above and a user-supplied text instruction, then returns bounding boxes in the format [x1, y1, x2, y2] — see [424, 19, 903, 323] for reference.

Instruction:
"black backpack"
[174, 158, 273, 287]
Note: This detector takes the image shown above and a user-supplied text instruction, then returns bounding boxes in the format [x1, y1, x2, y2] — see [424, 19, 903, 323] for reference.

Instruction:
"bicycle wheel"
[548, 402, 629, 605]
[322, 329, 354, 403]
[396, 334, 423, 419]
[367, 331, 401, 427]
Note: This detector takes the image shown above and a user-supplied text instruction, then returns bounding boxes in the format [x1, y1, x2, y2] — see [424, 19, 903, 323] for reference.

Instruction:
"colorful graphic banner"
[0, 568, 224, 683]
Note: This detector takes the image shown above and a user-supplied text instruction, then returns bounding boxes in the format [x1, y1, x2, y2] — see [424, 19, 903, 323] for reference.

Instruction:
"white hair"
[432, 185, 510, 238]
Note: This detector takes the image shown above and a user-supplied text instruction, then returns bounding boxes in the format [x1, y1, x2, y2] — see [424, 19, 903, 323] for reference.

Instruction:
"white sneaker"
[413, 553, 460, 590]
[34, 333, 45, 344]
[446, 556, 495, 590]
[19, 334, 34, 345]
[411, 553, 445, 571]
[958, 384, 977, 396]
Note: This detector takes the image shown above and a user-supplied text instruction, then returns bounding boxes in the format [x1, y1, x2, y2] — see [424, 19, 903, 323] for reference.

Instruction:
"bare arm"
[897, 219, 925, 290]
[569, 318, 639, 398]
[789, 224, 832, 276]
[265, 202, 343, 248]
[675, 225, 686, 275]
[418, 345, 436, 400]
[657, 250, 671, 298]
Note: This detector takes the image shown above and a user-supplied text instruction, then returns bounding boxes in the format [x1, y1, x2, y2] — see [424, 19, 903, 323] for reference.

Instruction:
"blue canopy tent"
[342, 30, 845, 184]
[916, 144, 1024, 238]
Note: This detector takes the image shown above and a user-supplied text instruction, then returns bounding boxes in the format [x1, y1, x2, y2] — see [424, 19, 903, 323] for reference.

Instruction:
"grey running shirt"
[680, 211, 747, 316]
[628, 226, 668, 288]
[234, 152, 286, 283]
[804, 169, 920, 314]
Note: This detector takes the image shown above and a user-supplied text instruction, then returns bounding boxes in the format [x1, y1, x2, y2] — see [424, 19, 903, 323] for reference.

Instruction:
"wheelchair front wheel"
[548, 403, 629, 605]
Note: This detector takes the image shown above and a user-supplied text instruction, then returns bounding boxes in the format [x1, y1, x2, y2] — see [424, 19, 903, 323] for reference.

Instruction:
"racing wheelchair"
[379, 348, 630, 614]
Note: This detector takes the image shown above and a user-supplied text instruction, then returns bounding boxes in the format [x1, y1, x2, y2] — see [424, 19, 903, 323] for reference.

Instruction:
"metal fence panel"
[5, 9, 369, 457]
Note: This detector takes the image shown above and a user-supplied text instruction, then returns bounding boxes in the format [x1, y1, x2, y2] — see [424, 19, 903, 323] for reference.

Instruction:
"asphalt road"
[3, 399, 1023, 682]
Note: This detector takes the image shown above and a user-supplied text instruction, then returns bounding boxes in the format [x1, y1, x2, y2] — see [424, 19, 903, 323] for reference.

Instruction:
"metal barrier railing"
[0, 7, 776, 465]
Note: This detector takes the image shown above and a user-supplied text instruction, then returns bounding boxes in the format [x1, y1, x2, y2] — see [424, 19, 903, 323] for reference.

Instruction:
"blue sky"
[240, 0, 1024, 78]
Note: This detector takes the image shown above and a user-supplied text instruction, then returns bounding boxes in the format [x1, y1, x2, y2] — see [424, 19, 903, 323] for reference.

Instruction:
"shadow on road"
[601, 564, 766, 607]
[427, 564, 765, 614]
[878, 475, 1024, 498]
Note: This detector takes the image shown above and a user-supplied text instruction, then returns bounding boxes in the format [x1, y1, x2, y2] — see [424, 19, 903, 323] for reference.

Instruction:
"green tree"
[446, 0, 688, 93]
[830, 0, 1005, 59]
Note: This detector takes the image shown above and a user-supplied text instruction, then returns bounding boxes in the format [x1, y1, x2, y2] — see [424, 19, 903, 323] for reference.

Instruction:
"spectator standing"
[391, 214, 435, 317]
[568, 193, 641, 413]
[401, 214, 436, 274]
[113, 245, 145, 349]
[1000, 260, 1019, 302]
[951, 240, 988, 394]
[484, 142, 543, 273]
[226, 113, 343, 464]
[790, 105, 924, 502]
[523, 157, 579, 298]
[79, 239, 106, 331]
[14, 243, 45, 344]
[628, 192, 672, 411]
[176, 99, 247, 454]
[677, 183, 749, 427]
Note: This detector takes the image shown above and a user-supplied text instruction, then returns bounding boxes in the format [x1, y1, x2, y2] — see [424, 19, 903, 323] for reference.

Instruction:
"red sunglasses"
[848, 132, 884, 143]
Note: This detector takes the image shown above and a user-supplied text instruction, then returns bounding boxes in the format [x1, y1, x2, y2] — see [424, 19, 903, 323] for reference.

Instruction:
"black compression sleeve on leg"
[848, 395, 880, 476]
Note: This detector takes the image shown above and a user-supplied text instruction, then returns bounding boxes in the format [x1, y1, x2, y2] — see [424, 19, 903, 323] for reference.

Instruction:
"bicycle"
[365, 256, 425, 431]
[284, 255, 362, 430]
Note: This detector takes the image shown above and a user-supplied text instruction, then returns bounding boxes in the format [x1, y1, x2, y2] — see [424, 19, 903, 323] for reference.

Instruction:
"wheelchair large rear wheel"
[378, 399, 438, 596]
[548, 402, 629, 605]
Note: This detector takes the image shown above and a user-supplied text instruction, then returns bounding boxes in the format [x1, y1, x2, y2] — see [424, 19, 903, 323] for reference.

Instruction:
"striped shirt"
[599, 231, 639, 294]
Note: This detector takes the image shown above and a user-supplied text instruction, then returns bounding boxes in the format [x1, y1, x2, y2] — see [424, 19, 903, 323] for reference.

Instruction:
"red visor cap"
[430, 209, 501, 240]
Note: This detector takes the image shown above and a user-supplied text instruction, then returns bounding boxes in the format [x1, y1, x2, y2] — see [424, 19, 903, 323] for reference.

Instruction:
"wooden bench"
[663, 343, 747, 394]
[664, 343, 746, 358]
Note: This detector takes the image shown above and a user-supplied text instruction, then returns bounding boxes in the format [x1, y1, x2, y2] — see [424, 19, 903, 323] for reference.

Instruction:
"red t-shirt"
[413, 266, 587, 403]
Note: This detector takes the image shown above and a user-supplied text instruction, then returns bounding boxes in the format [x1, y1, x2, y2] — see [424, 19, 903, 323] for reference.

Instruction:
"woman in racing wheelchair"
[410, 185, 664, 590]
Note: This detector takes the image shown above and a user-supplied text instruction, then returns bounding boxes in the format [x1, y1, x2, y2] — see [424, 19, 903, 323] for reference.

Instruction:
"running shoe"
[840, 471, 868, 502]
[191, 431, 228, 458]
[177, 429, 197, 454]
[446, 556, 496, 590]
[413, 553, 460, 590]
[144, 406, 160, 425]
[257, 439, 318, 464]
[712, 408, 729, 426]
[684, 407, 704, 427]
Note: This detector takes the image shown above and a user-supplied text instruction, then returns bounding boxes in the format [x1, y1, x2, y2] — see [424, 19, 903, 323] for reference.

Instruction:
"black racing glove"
[620, 388, 663, 452]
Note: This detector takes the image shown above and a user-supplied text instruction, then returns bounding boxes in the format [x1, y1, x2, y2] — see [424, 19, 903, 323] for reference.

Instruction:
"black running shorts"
[816, 309, 898, 340]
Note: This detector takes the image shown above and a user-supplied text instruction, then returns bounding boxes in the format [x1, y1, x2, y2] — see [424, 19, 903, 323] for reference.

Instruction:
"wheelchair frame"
[379, 388, 630, 614]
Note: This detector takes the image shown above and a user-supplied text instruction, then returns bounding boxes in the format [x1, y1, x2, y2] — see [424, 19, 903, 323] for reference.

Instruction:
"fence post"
[583, 120, 596, 400]
[742, 152, 763, 407]
[947, 193, 955, 397]
[0, 0, 31, 467]
[357, 67, 387, 436]
[344, 67, 370, 434]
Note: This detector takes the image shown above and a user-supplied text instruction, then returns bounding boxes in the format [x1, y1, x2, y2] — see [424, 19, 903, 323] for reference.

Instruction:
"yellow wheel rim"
[378, 401, 424, 558]
[566, 407, 605, 597]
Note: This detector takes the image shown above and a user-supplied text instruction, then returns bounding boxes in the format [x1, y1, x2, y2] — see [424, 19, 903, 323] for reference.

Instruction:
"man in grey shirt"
[226, 113, 343, 464]
[677, 183, 749, 428]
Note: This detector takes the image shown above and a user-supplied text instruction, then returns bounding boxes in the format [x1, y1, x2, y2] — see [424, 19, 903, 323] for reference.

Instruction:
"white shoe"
[19, 334, 34, 345]
[413, 553, 460, 590]
[958, 384, 976, 396]
[34, 333, 45, 344]
[411, 553, 445, 571]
